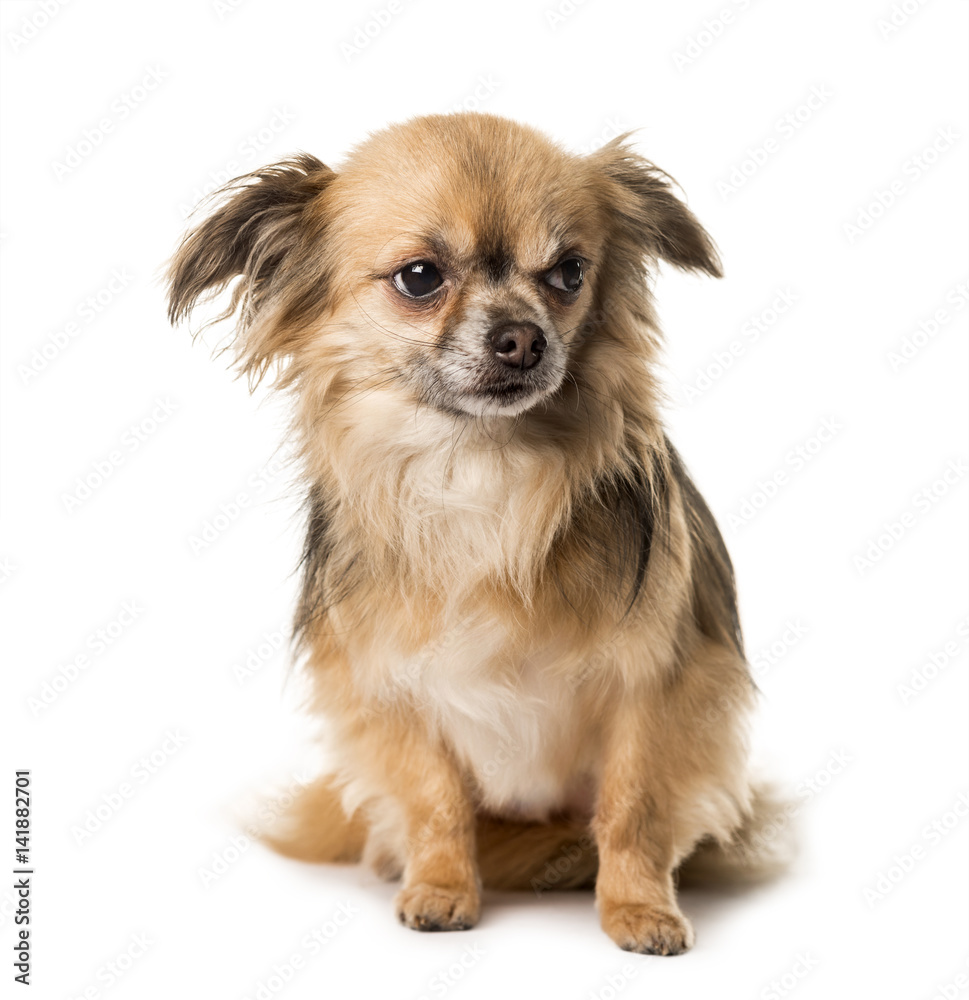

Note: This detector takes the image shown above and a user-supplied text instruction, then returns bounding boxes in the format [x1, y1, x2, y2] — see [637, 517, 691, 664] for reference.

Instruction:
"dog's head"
[168, 113, 720, 418]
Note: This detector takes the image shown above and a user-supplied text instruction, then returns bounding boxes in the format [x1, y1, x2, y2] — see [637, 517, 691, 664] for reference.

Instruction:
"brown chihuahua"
[168, 113, 780, 955]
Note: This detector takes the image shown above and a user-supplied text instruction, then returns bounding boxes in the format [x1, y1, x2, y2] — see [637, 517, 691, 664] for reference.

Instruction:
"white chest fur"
[382, 619, 598, 822]
[330, 405, 602, 818]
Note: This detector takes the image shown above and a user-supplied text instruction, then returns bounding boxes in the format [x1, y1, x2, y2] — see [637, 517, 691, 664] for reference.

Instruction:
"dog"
[168, 112, 781, 955]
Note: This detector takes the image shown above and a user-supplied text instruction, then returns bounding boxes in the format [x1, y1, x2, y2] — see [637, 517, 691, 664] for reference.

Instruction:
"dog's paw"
[599, 901, 694, 955]
[395, 883, 480, 932]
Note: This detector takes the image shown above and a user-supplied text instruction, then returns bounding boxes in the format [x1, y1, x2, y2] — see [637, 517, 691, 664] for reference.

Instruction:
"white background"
[2, 1, 967, 998]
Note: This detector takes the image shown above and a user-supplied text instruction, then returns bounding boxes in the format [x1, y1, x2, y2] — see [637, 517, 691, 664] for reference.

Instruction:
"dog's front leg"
[593, 692, 695, 956]
[593, 637, 752, 954]
[380, 732, 480, 932]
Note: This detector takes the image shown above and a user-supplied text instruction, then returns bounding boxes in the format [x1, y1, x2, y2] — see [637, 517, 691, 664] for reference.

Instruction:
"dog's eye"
[393, 261, 443, 298]
[545, 257, 584, 293]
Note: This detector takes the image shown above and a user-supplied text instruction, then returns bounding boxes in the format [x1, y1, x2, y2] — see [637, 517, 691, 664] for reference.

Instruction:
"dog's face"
[168, 113, 721, 419]
[320, 118, 610, 417]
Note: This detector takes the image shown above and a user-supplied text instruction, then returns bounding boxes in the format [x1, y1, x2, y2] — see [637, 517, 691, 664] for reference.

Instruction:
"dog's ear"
[167, 153, 336, 380]
[589, 137, 722, 278]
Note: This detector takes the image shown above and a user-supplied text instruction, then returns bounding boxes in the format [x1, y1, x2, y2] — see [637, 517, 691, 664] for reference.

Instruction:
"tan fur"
[261, 774, 367, 864]
[168, 113, 779, 953]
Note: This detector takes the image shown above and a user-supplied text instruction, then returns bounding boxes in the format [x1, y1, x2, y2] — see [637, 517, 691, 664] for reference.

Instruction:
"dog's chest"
[395, 624, 598, 821]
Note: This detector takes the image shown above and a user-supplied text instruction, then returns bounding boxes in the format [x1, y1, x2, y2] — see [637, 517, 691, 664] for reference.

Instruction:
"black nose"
[489, 322, 547, 370]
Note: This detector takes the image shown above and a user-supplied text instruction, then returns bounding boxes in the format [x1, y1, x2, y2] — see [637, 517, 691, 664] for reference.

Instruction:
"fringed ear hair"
[167, 154, 336, 383]
[589, 136, 722, 278]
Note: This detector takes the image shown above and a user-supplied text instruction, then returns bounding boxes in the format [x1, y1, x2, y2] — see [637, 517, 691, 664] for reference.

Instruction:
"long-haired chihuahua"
[168, 113, 781, 955]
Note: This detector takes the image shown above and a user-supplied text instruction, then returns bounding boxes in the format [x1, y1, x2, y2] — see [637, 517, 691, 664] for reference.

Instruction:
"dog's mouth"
[472, 379, 542, 413]
[453, 381, 550, 418]
[417, 362, 563, 418]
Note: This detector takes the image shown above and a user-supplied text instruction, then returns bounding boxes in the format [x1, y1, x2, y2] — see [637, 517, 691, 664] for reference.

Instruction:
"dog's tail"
[259, 776, 791, 889]
[677, 780, 795, 886]
[259, 774, 367, 863]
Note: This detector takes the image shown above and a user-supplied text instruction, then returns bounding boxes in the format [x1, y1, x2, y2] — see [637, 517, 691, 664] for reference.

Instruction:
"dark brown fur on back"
[667, 440, 744, 658]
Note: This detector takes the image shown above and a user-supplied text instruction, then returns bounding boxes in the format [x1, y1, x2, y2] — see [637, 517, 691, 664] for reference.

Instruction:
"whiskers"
[347, 286, 461, 356]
